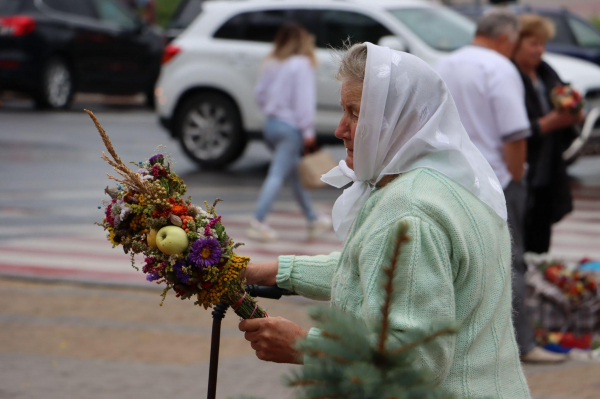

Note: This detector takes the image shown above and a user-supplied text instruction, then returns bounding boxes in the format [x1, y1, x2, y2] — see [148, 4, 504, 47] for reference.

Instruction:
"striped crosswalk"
[0, 202, 343, 287]
[549, 185, 600, 263]
[0, 184, 598, 286]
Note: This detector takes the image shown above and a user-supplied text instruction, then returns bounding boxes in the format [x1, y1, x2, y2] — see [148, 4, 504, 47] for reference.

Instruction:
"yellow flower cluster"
[197, 255, 250, 309]
[129, 213, 148, 233]
[206, 281, 227, 308]
[138, 194, 147, 206]
[227, 255, 250, 281]
[107, 227, 118, 246]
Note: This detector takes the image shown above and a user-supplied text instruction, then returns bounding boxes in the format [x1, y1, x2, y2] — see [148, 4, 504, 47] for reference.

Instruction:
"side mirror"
[378, 36, 408, 52]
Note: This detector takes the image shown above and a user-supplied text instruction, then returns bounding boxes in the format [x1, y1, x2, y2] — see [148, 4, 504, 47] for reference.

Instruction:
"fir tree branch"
[391, 327, 458, 356]
[320, 331, 341, 340]
[304, 349, 353, 365]
[378, 223, 409, 354]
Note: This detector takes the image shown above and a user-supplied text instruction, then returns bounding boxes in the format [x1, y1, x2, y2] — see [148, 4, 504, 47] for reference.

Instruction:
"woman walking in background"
[248, 24, 330, 242]
[512, 15, 581, 254]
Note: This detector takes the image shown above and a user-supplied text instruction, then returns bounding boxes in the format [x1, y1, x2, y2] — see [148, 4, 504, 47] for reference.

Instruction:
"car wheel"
[36, 57, 74, 110]
[174, 92, 247, 168]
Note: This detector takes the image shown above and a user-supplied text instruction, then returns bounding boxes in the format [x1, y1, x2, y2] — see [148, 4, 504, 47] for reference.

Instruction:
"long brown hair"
[269, 23, 317, 67]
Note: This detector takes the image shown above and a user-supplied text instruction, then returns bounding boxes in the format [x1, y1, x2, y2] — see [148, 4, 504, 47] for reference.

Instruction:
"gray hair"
[476, 8, 521, 41]
[335, 42, 367, 83]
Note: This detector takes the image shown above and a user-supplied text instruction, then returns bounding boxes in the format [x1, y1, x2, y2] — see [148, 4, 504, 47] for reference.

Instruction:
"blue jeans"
[254, 118, 317, 222]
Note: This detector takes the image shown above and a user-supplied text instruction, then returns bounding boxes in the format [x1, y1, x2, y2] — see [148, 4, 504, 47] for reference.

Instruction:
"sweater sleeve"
[360, 216, 456, 385]
[276, 252, 341, 301]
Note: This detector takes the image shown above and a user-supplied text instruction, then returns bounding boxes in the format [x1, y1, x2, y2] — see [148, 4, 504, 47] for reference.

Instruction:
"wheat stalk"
[85, 109, 151, 196]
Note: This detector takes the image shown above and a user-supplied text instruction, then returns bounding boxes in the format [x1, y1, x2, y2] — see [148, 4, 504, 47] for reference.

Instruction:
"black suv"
[0, 0, 164, 109]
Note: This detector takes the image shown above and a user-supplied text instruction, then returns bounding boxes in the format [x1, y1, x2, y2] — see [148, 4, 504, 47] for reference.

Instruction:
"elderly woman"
[512, 14, 580, 254]
[239, 43, 531, 397]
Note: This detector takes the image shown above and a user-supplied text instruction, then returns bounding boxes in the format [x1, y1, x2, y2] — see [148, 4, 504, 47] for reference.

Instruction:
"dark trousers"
[525, 187, 553, 254]
[504, 181, 536, 355]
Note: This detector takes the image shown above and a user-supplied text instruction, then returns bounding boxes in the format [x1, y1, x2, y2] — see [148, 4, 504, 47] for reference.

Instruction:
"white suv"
[156, 0, 600, 168]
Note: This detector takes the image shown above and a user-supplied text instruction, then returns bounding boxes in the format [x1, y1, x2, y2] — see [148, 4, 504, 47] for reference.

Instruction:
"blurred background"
[1, 0, 600, 398]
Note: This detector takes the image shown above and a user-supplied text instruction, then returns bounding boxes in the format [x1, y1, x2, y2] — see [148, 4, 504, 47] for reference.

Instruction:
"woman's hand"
[539, 111, 577, 133]
[303, 136, 317, 154]
[577, 109, 586, 125]
[239, 317, 307, 364]
[240, 261, 279, 286]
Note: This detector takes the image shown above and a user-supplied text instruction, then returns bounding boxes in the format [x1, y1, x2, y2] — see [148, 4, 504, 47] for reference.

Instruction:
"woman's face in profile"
[335, 81, 362, 170]
[514, 35, 546, 71]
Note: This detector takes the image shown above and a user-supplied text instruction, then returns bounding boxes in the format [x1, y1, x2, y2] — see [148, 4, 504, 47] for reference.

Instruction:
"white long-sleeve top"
[255, 55, 316, 139]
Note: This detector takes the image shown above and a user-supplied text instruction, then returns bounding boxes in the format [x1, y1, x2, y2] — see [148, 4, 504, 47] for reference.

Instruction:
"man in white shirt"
[436, 9, 565, 363]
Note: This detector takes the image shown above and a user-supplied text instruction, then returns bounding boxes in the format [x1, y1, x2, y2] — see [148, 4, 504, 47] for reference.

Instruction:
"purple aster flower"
[173, 261, 191, 284]
[146, 272, 160, 282]
[188, 237, 222, 269]
[149, 154, 164, 165]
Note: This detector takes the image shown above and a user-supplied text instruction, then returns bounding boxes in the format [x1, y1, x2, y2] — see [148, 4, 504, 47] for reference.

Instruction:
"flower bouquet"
[551, 84, 584, 115]
[87, 110, 265, 319]
[538, 258, 598, 304]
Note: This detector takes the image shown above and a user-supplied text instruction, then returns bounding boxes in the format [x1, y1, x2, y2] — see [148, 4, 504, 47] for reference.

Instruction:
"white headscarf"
[321, 43, 507, 241]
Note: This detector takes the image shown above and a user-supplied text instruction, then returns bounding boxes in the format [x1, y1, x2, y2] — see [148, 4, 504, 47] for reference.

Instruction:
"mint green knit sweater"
[276, 168, 531, 398]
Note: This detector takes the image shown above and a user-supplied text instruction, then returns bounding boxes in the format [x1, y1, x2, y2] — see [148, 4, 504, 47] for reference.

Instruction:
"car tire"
[35, 57, 74, 110]
[174, 92, 247, 168]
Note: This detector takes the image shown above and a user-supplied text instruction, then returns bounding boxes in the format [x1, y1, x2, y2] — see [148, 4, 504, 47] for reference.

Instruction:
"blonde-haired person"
[513, 14, 581, 257]
[239, 43, 531, 398]
[248, 23, 330, 241]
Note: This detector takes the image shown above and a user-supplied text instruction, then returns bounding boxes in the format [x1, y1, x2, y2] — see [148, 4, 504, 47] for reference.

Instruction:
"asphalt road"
[1, 97, 600, 399]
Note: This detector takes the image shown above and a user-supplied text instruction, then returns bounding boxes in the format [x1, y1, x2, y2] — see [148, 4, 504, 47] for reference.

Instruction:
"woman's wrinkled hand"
[239, 317, 307, 364]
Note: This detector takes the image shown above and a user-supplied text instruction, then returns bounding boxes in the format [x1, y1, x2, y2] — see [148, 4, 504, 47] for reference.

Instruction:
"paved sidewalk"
[1, 278, 599, 399]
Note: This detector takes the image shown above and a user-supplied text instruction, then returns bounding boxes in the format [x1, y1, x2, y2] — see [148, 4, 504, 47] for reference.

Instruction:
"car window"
[214, 10, 294, 42]
[388, 7, 474, 52]
[93, 0, 136, 30]
[317, 10, 392, 48]
[568, 17, 600, 49]
[169, 0, 202, 30]
[542, 14, 575, 45]
[242, 10, 288, 42]
[42, 0, 97, 19]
